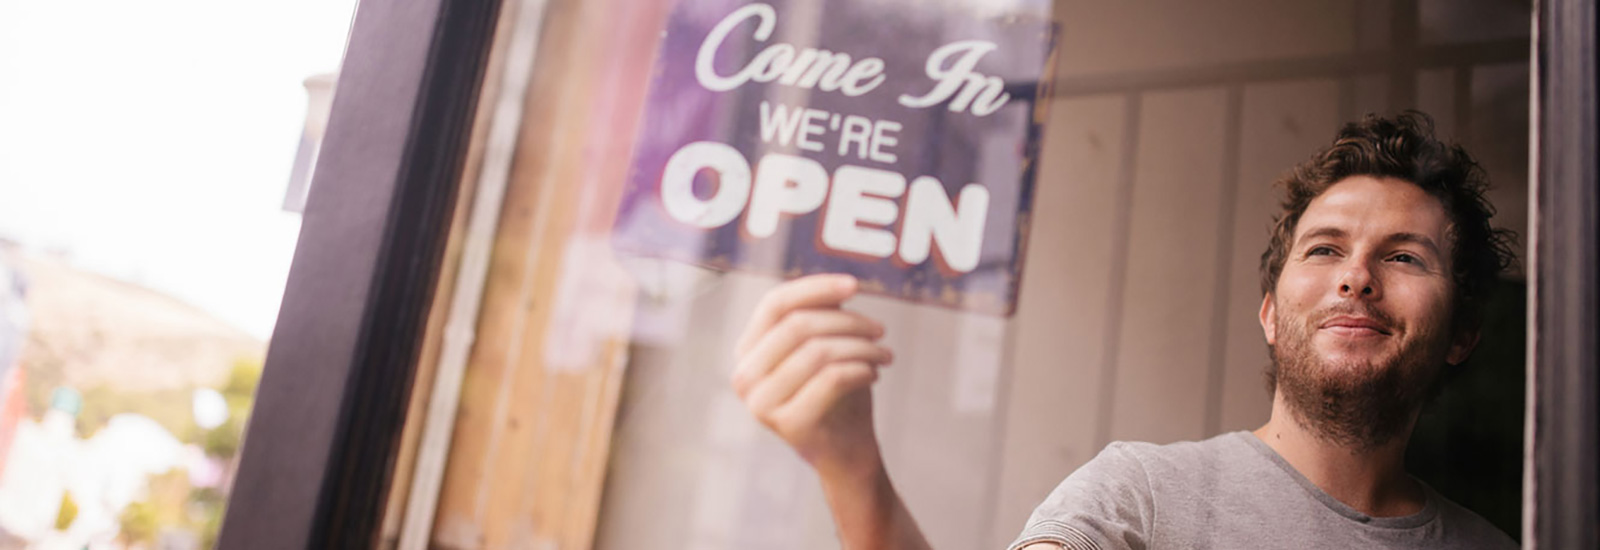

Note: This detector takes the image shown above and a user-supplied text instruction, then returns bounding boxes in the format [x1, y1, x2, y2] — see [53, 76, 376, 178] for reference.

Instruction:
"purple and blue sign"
[613, 0, 1056, 315]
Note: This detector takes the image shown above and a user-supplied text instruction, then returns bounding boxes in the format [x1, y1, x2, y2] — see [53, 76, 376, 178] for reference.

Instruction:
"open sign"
[661, 141, 988, 274]
[613, 0, 1056, 315]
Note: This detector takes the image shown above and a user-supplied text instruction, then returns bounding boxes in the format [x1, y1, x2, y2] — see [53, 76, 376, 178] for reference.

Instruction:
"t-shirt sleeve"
[1006, 442, 1155, 550]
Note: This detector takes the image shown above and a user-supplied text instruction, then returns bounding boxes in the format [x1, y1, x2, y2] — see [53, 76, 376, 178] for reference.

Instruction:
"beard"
[1267, 300, 1450, 452]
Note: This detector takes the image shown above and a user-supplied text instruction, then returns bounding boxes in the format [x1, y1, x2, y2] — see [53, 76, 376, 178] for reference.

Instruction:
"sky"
[0, 0, 360, 339]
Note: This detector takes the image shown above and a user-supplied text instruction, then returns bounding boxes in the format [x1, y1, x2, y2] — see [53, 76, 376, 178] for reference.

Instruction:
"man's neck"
[1252, 393, 1426, 518]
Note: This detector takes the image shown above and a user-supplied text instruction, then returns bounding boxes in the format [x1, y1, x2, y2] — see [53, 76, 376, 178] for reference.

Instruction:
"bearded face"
[1259, 176, 1478, 451]
[1267, 298, 1451, 451]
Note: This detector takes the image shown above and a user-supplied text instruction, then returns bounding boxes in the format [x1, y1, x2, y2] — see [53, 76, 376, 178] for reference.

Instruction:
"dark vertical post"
[218, 0, 502, 548]
[1530, 0, 1598, 547]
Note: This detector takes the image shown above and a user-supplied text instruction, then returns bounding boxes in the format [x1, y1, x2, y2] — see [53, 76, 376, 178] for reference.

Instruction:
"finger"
[768, 361, 879, 428]
[731, 309, 885, 396]
[744, 337, 892, 414]
[736, 274, 859, 357]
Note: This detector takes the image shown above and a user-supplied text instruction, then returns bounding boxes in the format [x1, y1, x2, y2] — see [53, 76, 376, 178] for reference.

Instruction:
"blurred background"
[0, 1, 355, 547]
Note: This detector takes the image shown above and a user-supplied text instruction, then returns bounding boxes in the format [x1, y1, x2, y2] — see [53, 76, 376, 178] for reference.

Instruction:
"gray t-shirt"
[1007, 431, 1516, 549]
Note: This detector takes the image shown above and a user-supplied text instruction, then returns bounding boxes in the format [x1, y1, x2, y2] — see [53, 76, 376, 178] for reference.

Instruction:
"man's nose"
[1337, 261, 1380, 299]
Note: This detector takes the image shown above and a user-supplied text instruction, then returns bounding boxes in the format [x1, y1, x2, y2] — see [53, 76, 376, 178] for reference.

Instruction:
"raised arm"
[730, 274, 931, 550]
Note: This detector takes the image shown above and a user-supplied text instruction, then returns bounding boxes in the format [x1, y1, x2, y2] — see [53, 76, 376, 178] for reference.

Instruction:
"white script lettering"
[695, 3, 886, 96]
[897, 40, 1010, 115]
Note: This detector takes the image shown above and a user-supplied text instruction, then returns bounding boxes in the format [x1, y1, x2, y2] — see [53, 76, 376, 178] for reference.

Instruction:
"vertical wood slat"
[1202, 86, 1245, 437]
[1091, 93, 1142, 449]
[1107, 88, 1229, 445]
[424, 0, 669, 548]
[872, 302, 1008, 549]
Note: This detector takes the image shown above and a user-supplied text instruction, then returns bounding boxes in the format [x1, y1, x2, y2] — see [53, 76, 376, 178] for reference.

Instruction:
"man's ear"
[1259, 293, 1277, 345]
[1446, 328, 1481, 366]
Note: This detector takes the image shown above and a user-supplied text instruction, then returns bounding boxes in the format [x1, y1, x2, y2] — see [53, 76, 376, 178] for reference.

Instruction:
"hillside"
[15, 253, 265, 401]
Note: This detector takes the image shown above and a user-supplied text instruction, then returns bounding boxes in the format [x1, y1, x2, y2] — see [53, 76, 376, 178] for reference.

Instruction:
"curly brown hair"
[1258, 111, 1517, 334]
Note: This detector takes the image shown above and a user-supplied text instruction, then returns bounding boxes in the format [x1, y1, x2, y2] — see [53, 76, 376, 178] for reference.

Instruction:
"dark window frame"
[1530, 0, 1598, 547]
[217, 0, 502, 548]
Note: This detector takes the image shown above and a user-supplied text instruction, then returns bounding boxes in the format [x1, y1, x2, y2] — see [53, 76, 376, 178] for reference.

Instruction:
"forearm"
[816, 455, 933, 550]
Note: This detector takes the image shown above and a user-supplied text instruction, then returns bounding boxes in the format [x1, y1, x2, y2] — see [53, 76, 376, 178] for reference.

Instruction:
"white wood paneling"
[1106, 88, 1230, 445]
[1053, 0, 1359, 79]
[991, 95, 1131, 546]
[862, 294, 1009, 550]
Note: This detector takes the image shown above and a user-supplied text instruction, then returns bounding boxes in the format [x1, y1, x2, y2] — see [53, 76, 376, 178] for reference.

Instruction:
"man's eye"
[1390, 253, 1421, 264]
[1306, 246, 1335, 256]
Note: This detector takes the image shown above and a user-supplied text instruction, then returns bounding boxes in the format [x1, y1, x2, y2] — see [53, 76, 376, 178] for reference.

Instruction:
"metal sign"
[614, 0, 1056, 315]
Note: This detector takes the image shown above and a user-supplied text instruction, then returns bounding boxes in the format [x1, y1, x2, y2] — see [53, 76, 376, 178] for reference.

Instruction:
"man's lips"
[1319, 315, 1392, 336]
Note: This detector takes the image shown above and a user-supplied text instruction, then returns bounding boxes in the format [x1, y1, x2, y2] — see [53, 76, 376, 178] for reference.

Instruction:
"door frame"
[216, 0, 502, 548]
[1528, 0, 1598, 547]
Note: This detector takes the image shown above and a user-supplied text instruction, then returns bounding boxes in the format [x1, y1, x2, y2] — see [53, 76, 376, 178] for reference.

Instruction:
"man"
[730, 112, 1519, 548]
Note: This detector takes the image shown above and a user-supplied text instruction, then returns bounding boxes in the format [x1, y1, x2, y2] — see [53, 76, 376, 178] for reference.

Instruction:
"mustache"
[1311, 301, 1397, 331]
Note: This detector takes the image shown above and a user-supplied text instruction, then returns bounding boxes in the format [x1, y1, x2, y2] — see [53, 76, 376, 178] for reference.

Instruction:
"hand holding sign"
[665, 1, 1055, 546]
[731, 274, 891, 475]
[732, 274, 934, 549]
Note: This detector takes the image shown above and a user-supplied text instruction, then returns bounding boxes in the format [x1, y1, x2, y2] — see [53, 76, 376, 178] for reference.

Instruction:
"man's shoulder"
[1103, 431, 1253, 470]
[1427, 488, 1519, 549]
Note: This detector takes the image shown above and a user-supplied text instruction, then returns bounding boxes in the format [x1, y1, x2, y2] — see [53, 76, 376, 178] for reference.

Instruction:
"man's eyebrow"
[1296, 226, 1346, 245]
[1384, 232, 1444, 257]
